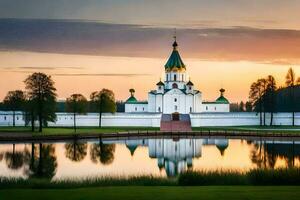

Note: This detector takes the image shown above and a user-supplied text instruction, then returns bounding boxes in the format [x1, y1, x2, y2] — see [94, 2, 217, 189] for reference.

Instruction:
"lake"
[0, 136, 300, 180]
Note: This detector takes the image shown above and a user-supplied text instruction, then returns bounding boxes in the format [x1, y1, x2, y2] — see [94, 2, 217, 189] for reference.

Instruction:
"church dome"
[165, 40, 186, 72]
[126, 96, 137, 103]
[215, 88, 229, 104]
[126, 88, 137, 102]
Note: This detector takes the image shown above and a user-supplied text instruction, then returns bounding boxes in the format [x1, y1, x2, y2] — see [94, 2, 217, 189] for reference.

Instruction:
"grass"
[1, 186, 300, 200]
[1, 168, 300, 189]
[0, 126, 159, 135]
[178, 168, 300, 186]
[1, 169, 300, 200]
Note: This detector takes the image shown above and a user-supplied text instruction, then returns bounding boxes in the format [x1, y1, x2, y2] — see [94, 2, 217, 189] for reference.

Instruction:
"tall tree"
[239, 101, 245, 112]
[66, 94, 88, 132]
[245, 101, 253, 112]
[24, 73, 57, 132]
[90, 89, 116, 127]
[249, 80, 264, 126]
[265, 75, 277, 126]
[285, 68, 297, 126]
[3, 90, 26, 127]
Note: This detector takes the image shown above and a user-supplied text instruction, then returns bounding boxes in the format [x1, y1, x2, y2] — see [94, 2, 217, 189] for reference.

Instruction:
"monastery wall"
[190, 112, 300, 127]
[0, 111, 299, 128]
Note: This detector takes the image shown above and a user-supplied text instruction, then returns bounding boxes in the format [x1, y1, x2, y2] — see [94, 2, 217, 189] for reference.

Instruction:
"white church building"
[125, 38, 230, 114]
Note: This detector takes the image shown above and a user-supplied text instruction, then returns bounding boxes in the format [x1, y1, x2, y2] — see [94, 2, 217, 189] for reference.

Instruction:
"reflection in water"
[65, 140, 87, 162]
[26, 143, 57, 179]
[5, 144, 26, 170]
[148, 138, 229, 176]
[90, 139, 116, 165]
[0, 137, 300, 179]
[251, 140, 300, 169]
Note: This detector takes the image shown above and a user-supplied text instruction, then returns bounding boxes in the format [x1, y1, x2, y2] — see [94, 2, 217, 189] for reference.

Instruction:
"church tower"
[164, 36, 187, 90]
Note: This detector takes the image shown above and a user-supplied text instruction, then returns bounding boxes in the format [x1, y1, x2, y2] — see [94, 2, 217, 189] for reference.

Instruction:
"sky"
[0, 0, 300, 102]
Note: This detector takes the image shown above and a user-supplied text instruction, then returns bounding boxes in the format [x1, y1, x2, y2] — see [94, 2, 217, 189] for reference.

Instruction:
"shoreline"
[1, 129, 300, 143]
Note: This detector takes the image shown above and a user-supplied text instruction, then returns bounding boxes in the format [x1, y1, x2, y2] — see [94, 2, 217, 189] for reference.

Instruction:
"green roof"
[126, 96, 137, 103]
[164, 41, 186, 70]
[215, 96, 229, 104]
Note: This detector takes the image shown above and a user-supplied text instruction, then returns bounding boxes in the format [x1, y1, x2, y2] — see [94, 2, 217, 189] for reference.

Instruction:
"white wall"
[1, 111, 299, 128]
[190, 112, 300, 127]
[202, 103, 230, 113]
[125, 103, 148, 112]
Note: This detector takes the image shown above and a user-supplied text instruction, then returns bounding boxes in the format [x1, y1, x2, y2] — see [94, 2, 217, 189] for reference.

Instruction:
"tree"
[66, 94, 88, 132]
[3, 90, 26, 127]
[245, 101, 252, 112]
[285, 68, 297, 126]
[24, 73, 57, 132]
[239, 101, 245, 112]
[90, 89, 116, 127]
[265, 75, 277, 126]
[249, 80, 264, 126]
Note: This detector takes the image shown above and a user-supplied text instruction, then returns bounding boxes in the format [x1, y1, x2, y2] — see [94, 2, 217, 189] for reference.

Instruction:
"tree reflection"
[25, 143, 57, 179]
[250, 140, 299, 169]
[5, 144, 25, 170]
[65, 139, 87, 162]
[90, 139, 116, 165]
[0, 151, 3, 162]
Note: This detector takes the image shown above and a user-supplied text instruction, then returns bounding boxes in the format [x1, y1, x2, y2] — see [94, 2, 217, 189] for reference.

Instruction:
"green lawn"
[0, 126, 159, 135]
[0, 186, 299, 200]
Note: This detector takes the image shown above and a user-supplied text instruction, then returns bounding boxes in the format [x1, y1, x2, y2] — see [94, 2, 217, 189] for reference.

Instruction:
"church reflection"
[120, 138, 229, 177]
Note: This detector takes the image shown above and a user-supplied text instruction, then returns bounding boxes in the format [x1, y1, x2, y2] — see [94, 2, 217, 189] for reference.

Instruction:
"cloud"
[52, 73, 152, 77]
[1, 18, 300, 65]
[2, 66, 84, 70]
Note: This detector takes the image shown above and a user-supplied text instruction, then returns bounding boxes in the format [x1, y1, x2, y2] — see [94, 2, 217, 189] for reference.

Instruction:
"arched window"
[174, 98, 177, 102]
[166, 74, 168, 81]
[174, 74, 177, 81]
[182, 74, 184, 81]
[135, 107, 137, 111]
[158, 86, 161, 90]
[214, 107, 216, 111]
[190, 107, 192, 112]
[175, 105, 178, 111]
[172, 83, 178, 88]
[206, 106, 208, 110]
[189, 86, 192, 90]
[158, 107, 161, 112]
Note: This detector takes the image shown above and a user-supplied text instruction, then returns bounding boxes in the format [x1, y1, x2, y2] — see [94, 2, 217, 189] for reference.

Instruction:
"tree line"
[1, 72, 116, 132]
[249, 68, 300, 126]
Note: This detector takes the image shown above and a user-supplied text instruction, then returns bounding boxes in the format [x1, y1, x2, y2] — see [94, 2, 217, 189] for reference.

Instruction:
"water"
[0, 136, 300, 180]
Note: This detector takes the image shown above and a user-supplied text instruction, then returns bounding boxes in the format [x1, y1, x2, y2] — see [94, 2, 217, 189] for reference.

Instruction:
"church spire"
[165, 29, 186, 71]
[172, 28, 178, 49]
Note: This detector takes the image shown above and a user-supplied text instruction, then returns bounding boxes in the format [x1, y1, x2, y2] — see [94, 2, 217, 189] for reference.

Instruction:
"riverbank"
[1, 126, 300, 142]
[1, 186, 300, 200]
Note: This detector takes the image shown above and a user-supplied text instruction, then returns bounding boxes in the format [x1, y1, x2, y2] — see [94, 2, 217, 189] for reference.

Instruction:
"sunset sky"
[1, 0, 300, 102]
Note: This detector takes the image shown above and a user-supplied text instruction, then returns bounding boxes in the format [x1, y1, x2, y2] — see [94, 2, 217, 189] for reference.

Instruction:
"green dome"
[126, 96, 137, 103]
[165, 41, 186, 71]
[215, 96, 229, 104]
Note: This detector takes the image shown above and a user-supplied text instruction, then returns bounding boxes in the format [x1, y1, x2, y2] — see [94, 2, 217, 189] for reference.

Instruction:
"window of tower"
[174, 98, 177, 102]
[174, 74, 177, 81]
[182, 74, 184, 81]
[172, 83, 178, 88]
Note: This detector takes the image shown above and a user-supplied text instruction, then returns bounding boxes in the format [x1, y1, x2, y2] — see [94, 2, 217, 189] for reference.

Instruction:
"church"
[125, 37, 230, 114]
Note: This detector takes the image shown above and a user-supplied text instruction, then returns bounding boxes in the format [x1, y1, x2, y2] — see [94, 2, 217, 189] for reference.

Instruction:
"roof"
[156, 80, 165, 86]
[164, 41, 186, 71]
[126, 96, 137, 103]
[186, 80, 194, 86]
[215, 95, 229, 104]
